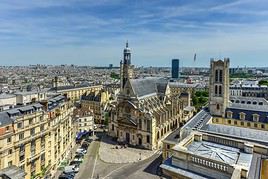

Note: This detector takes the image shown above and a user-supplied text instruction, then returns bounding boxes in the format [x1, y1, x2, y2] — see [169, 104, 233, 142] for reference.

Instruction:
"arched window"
[215, 85, 218, 95]
[216, 104, 220, 110]
[219, 70, 223, 82]
[219, 86, 222, 96]
[215, 70, 219, 82]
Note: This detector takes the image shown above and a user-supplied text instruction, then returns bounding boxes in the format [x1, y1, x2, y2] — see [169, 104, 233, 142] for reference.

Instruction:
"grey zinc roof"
[33, 103, 43, 109]
[130, 78, 158, 98]
[156, 81, 168, 94]
[201, 123, 268, 144]
[0, 165, 26, 179]
[18, 106, 34, 112]
[0, 113, 12, 127]
[130, 77, 168, 98]
[6, 109, 20, 115]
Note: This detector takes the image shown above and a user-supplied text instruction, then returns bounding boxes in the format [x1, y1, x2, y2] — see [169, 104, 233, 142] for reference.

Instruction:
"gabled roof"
[129, 77, 168, 98]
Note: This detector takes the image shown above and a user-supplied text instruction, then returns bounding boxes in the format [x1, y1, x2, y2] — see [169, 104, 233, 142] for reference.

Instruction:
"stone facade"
[209, 58, 230, 117]
[108, 43, 184, 150]
[0, 95, 76, 179]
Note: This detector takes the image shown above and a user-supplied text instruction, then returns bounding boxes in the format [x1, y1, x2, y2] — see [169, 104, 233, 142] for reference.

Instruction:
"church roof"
[129, 77, 167, 99]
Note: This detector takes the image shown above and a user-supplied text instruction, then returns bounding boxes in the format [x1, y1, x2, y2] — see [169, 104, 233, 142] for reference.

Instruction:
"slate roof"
[49, 84, 96, 91]
[0, 113, 13, 127]
[129, 77, 168, 98]
[201, 124, 268, 145]
[0, 165, 26, 179]
[81, 92, 101, 102]
[226, 107, 268, 123]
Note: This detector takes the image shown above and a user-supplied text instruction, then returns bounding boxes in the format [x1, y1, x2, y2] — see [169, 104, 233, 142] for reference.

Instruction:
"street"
[74, 133, 162, 179]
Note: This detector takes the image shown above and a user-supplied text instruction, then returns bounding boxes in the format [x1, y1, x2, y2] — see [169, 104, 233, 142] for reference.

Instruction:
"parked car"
[58, 173, 74, 179]
[63, 165, 77, 175]
[73, 156, 83, 163]
[64, 165, 79, 174]
[81, 142, 89, 150]
[76, 148, 87, 155]
[70, 160, 81, 166]
[74, 153, 84, 159]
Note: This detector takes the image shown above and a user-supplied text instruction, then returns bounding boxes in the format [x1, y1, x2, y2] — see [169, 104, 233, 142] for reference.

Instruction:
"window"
[227, 111, 233, 118]
[167, 144, 170, 149]
[253, 114, 259, 122]
[234, 121, 237, 125]
[19, 155, 25, 162]
[41, 124, 45, 131]
[216, 104, 220, 110]
[112, 124, 114, 131]
[215, 70, 219, 82]
[29, 119, 33, 125]
[147, 120, 151, 132]
[146, 135, 150, 143]
[241, 121, 244, 126]
[8, 149, 12, 155]
[228, 120, 231, 124]
[254, 123, 258, 128]
[6, 126, 10, 131]
[240, 113, 245, 120]
[219, 70, 223, 82]
[219, 86, 222, 96]
[30, 128, 35, 135]
[19, 133, 24, 140]
[261, 124, 265, 129]
[8, 161, 12, 167]
[139, 119, 142, 129]
[17, 122, 23, 128]
[215, 85, 218, 95]
[247, 122, 251, 127]
[7, 137, 11, 143]
[20, 145, 24, 152]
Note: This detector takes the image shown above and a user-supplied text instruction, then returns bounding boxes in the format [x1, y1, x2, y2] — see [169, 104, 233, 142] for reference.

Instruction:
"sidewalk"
[99, 135, 156, 164]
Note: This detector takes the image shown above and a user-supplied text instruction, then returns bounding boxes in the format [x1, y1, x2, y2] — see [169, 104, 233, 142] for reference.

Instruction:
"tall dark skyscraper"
[172, 59, 179, 79]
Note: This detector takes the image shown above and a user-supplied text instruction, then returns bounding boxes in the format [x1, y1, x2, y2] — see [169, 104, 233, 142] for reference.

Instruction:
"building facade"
[50, 84, 102, 102]
[108, 43, 185, 150]
[81, 90, 110, 124]
[209, 58, 230, 117]
[0, 95, 76, 179]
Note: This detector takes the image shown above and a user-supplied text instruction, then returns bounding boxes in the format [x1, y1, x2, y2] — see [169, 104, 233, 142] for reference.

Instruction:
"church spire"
[126, 40, 128, 48]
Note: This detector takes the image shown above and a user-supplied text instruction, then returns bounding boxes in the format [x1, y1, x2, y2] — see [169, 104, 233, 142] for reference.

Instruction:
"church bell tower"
[120, 41, 133, 91]
[209, 58, 230, 117]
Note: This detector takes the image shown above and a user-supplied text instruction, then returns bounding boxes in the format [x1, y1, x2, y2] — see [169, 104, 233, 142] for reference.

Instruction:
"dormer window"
[227, 111, 233, 119]
[253, 114, 259, 122]
[240, 112, 246, 120]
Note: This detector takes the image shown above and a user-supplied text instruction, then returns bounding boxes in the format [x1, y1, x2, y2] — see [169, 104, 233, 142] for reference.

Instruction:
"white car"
[76, 148, 86, 155]
[64, 165, 79, 174]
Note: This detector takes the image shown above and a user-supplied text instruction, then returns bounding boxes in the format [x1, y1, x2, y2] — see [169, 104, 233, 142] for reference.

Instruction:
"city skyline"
[0, 0, 268, 67]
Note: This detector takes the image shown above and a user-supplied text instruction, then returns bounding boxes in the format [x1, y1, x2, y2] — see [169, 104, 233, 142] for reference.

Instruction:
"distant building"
[81, 90, 110, 124]
[109, 64, 113, 69]
[171, 59, 179, 79]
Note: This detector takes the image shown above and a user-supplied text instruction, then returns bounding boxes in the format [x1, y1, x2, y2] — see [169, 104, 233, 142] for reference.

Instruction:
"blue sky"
[0, 0, 268, 67]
